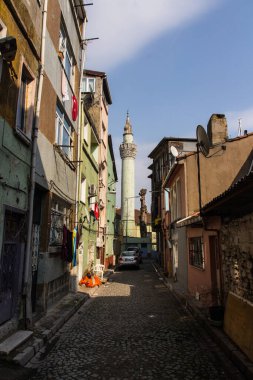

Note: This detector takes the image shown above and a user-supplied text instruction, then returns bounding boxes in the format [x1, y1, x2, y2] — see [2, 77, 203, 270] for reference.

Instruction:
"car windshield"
[127, 247, 138, 251]
[121, 251, 135, 257]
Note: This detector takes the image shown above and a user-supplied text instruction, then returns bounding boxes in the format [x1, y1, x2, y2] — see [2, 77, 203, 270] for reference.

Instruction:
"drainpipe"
[196, 144, 202, 215]
[75, 12, 87, 282]
[75, 13, 87, 213]
[23, 0, 48, 329]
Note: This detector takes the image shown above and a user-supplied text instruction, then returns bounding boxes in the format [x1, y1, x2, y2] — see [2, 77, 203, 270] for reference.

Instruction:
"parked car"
[118, 250, 140, 269]
[126, 246, 142, 263]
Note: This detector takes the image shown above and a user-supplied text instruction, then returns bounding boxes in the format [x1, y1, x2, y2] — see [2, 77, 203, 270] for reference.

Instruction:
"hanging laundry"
[62, 225, 68, 261]
[66, 229, 73, 263]
[72, 227, 78, 267]
[89, 209, 96, 223]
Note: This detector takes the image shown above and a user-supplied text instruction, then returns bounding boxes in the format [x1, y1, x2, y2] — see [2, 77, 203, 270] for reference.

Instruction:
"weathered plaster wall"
[86, 78, 103, 136]
[47, 0, 61, 51]
[224, 292, 253, 362]
[220, 214, 253, 303]
[78, 118, 99, 275]
[105, 144, 117, 267]
[177, 227, 188, 292]
[0, 0, 41, 252]
[40, 75, 57, 144]
[186, 134, 253, 215]
[36, 131, 77, 199]
[187, 227, 213, 301]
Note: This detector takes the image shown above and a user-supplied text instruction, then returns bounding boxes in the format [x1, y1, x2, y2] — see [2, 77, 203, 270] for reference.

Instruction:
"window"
[89, 195, 96, 212]
[176, 179, 181, 217]
[49, 197, 71, 246]
[16, 63, 35, 140]
[155, 162, 160, 182]
[82, 77, 95, 93]
[83, 114, 89, 144]
[55, 105, 73, 158]
[101, 122, 106, 145]
[59, 24, 74, 84]
[164, 188, 170, 211]
[80, 177, 86, 203]
[160, 156, 163, 179]
[91, 131, 98, 163]
[189, 237, 204, 269]
[170, 178, 181, 221]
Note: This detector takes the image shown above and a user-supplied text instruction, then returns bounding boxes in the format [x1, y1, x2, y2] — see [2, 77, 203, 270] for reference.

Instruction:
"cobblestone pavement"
[27, 261, 246, 380]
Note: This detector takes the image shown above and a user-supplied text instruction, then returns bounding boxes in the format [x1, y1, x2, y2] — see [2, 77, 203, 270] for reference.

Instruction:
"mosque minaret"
[119, 113, 137, 238]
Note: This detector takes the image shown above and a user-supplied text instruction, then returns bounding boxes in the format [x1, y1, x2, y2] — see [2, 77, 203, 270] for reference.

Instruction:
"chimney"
[207, 114, 228, 146]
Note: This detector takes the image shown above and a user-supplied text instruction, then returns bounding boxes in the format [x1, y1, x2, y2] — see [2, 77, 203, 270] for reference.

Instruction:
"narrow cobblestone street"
[27, 261, 245, 380]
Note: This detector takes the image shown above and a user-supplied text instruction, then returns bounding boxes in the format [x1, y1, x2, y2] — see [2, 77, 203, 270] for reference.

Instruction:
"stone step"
[0, 330, 33, 356]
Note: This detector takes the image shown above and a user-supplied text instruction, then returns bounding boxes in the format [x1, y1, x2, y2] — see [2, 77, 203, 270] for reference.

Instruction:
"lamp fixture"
[0, 36, 17, 62]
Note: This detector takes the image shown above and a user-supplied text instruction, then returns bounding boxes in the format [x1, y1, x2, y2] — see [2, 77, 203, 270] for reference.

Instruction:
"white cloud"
[226, 106, 253, 137]
[85, 0, 221, 70]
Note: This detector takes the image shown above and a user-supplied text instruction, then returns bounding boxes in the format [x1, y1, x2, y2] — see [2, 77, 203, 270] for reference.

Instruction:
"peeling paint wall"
[0, 0, 42, 330]
[0, 0, 41, 256]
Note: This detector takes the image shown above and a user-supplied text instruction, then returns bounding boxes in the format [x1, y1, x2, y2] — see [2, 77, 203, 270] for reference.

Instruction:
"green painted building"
[105, 135, 118, 268]
[77, 99, 100, 278]
[0, 0, 41, 332]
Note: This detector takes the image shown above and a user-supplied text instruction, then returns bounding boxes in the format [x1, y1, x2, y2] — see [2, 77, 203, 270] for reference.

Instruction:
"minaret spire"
[119, 113, 137, 243]
[124, 110, 132, 134]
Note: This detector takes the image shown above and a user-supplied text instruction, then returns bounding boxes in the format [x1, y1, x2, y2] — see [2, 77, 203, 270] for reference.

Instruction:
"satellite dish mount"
[195, 125, 211, 214]
[196, 125, 210, 157]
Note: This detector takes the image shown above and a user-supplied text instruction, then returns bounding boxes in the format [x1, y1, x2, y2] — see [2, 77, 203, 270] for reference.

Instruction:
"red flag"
[72, 94, 78, 121]
[94, 202, 99, 220]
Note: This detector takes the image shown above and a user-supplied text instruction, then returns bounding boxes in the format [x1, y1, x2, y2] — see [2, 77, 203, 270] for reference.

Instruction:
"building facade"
[82, 69, 112, 265]
[32, 0, 87, 317]
[77, 95, 100, 280]
[0, 0, 42, 334]
[148, 137, 196, 278]
[202, 166, 253, 362]
[164, 115, 253, 305]
[105, 134, 118, 268]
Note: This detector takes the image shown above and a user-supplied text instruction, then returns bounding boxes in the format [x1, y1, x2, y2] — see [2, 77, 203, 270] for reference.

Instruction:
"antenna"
[238, 118, 242, 136]
[170, 146, 179, 157]
[196, 125, 210, 157]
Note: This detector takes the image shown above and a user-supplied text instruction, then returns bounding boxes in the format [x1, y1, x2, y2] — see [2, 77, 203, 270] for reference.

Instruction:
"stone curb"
[20, 270, 115, 367]
[13, 293, 90, 367]
[152, 262, 253, 380]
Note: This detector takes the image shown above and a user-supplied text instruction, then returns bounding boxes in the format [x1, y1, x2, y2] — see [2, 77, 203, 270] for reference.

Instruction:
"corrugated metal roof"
[175, 212, 202, 228]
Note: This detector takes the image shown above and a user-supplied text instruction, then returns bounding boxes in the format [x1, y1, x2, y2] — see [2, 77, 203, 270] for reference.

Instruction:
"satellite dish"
[196, 125, 210, 157]
[171, 146, 179, 157]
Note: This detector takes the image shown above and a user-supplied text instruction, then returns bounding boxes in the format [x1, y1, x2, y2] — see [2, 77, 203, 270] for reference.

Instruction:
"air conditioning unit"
[88, 184, 97, 196]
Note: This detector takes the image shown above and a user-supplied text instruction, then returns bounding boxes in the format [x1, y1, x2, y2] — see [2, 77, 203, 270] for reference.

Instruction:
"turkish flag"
[94, 202, 99, 220]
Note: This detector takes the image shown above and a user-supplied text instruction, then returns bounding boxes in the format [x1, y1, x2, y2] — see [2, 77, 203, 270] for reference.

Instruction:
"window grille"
[189, 237, 204, 269]
[49, 198, 71, 246]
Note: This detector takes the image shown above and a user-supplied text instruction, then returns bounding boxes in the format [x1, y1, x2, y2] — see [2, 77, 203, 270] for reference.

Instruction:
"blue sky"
[85, 0, 253, 209]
